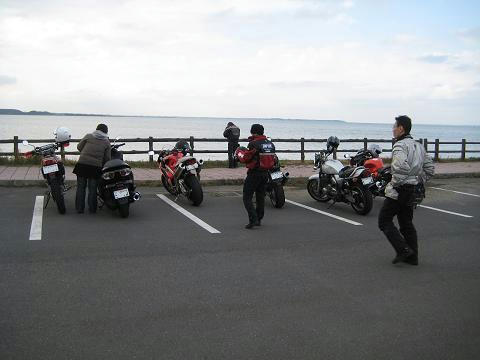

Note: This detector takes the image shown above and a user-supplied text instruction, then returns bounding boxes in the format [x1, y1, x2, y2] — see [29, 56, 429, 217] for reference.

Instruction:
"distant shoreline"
[0, 108, 345, 123]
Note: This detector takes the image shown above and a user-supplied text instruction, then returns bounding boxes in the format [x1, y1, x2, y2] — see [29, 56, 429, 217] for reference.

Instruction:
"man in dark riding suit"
[241, 124, 274, 229]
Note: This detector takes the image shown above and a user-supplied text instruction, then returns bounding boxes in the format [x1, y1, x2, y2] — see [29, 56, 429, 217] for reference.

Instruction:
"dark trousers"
[76, 176, 98, 213]
[378, 189, 418, 255]
[228, 141, 239, 168]
[243, 171, 268, 224]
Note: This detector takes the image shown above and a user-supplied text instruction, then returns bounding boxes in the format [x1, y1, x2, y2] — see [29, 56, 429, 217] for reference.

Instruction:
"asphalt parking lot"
[1, 178, 479, 360]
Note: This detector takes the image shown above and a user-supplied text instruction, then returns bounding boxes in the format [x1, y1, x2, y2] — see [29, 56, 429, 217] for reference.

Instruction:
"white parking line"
[430, 187, 480, 198]
[29, 196, 44, 240]
[285, 199, 363, 226]
[156, 194, 221, 234]
[418, 204, 473, 218]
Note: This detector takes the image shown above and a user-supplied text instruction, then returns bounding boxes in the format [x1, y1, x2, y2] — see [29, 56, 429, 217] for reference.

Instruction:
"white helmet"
[54, 127, 71, 143]
[368, 143, 382, 157]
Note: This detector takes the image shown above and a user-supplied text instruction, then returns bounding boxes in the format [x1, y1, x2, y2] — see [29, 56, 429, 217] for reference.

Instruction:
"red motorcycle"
[22, 127, 71, 214]
[156, 140, 204, 206]
[347, 144, 391, 197]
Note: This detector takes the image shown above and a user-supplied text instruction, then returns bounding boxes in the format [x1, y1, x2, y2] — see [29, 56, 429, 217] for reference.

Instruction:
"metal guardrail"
[1, 136, 479, 162]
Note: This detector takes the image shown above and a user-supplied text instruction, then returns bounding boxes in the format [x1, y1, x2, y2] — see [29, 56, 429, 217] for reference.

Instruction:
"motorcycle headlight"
[102, 171, 115, 180]
[119, 168, 132, 177]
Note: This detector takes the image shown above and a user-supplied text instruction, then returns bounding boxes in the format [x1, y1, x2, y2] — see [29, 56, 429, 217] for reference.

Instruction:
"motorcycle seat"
[339, 166, 355, 178]
[103, 159, 129, 172]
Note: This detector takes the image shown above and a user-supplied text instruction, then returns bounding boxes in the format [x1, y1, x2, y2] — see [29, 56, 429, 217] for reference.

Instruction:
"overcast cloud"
[0, 0, 479, 124]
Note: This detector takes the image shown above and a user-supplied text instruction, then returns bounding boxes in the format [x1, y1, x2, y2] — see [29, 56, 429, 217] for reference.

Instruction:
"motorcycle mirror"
[148, 151, 155, 156]
[22, 140, 29, 146]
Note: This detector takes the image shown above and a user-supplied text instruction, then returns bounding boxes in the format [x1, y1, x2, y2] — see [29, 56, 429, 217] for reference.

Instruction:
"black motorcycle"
[98, 142, 141, 218]
[266, 155, 289, 208]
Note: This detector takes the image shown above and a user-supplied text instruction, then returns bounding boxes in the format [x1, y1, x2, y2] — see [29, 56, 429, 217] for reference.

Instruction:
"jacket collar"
[395, 133, 412, 142]
[248, 135, 267, 141]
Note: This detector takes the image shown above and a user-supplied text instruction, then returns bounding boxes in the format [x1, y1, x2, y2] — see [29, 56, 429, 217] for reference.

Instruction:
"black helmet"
[174, 140, 191, 154]
[327, 136, 340, 153]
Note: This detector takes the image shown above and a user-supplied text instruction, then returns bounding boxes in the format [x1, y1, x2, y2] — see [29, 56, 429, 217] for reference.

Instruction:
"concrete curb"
[1, 172, 479, 187]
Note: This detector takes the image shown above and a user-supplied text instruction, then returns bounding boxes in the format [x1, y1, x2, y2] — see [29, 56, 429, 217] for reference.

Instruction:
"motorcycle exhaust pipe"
[132, 192, 141, 201]
[198, 159, 204, 165]
[284, 172, 290, 178]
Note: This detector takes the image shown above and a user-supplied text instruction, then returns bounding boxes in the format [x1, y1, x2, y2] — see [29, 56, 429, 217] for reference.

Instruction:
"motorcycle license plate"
[186, 164, 197, 171]
[270, 171, 283, 180]
[43, 164, 59, 174]
[113, 188, 129, 199]
[362, 176, 373, 185]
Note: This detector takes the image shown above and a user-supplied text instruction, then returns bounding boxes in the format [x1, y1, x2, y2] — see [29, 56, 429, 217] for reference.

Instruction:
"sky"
[0, 0, 479, 125]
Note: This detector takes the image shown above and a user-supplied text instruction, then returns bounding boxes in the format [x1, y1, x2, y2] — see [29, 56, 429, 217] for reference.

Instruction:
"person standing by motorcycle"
[378, 116, 434, 265]
[223, 122, 240, 168]
[238, 124, 276, 229]
[73, 124, 111, 213]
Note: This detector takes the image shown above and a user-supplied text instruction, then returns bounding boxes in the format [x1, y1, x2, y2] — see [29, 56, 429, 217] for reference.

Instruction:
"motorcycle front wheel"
[185, 175, 203, 206]
[269, 183, 285, 208]
[350, 184, 373, 215]
[307, 178, 330, 202]
[50, 177, 66, 214]
[161, 175, 177, 195]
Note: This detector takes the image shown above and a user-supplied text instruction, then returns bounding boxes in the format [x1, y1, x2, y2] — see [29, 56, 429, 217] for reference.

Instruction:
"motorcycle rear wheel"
[350, 184, 373, 215]
[185, 175, 203, 206]
[269, 183, 285, 208]
[307, 178, 330, 202]
[50, 177, 66, 214]
[118, 203, 130, 218]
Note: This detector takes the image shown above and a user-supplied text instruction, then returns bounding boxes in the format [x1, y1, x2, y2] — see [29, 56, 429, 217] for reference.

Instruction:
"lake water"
[1, 115, 479, 161]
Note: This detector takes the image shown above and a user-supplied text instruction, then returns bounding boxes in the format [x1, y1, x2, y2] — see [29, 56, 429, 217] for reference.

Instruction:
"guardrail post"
[333, 147, 337, 160]
[461, 139, 466, 161]
[424, 138, 428, 152]
[60, 144, 65, 161]
[189, 136, 194, 156]
[363, 137, 368, 151]
[434, 138, 440, 162]
[148, 136, 154, 162]
[300, 138, 305, 163]
[13, 136, 19, 160]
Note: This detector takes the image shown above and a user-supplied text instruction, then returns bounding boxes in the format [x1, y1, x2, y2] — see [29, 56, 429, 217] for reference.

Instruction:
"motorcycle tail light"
[102, 171, 115, 180]
[185, 158, 196, 166]
[42, 158, 57, 166]
[119, 168, 132, 177]
[24, 151, 33, 158]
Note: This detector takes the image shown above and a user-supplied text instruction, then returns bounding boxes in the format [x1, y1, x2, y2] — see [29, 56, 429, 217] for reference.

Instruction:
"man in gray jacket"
[223, 122, 240, 168]
[378, 116, 435, 265]
[73, 124, 111, 213]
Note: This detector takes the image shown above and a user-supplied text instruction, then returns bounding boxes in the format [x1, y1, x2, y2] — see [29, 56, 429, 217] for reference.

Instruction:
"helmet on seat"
[368, 144, 382, 157]
[326, 136, 340, 153]
[54, 127, 71, 144]
[174, 140, 191, 154]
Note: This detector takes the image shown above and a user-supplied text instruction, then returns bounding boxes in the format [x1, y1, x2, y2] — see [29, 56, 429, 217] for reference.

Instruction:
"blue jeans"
[75, 176, 98, 213]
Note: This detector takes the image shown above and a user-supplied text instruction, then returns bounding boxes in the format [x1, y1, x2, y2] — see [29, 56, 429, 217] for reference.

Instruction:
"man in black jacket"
[223, 122, 240, 168]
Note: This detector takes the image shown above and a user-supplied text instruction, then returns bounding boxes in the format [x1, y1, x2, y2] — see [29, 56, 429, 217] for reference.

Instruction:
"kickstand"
[98, 197, 105, 210]
[327, 200, 336, 210]
[44, 191, 51, 209]
[174, 195, 179, 202]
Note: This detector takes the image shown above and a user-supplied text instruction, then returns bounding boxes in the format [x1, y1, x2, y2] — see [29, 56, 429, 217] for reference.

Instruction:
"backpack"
[254, 139, 276, 170]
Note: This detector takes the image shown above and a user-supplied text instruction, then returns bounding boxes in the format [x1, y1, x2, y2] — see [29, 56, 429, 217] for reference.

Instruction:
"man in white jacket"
[378, 116, 435, 265]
